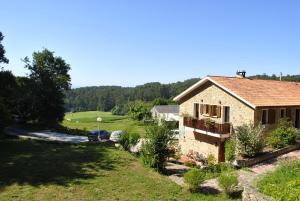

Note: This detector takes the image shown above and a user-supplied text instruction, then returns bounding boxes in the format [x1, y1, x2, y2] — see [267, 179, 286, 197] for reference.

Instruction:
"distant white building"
[151, 105, 180, 124]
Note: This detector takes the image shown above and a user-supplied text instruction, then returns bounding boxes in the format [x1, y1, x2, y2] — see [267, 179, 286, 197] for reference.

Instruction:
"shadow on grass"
[0, 137, 127, 190]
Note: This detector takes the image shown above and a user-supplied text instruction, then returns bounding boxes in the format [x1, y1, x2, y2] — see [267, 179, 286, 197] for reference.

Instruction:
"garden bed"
[235, 143, 300, 167]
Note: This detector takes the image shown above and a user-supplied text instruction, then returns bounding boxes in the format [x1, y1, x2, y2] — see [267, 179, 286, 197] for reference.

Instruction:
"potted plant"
[204, 118, 215, 131]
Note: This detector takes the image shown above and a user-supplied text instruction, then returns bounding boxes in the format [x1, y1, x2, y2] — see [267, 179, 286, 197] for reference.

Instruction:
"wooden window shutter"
[286, 109, 292, 120]
[268, 109, 276, 124]
[208, 105, 212, 116]
[216, 106, 221, 118]
[200, 104, 204, 114]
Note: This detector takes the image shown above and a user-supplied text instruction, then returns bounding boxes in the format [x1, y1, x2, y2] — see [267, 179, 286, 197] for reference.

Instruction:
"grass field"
[0, 137, 233, 201]
[63, 111, 147, 136]
[0, 111, 237, 200]
[258, 159, 300, 201]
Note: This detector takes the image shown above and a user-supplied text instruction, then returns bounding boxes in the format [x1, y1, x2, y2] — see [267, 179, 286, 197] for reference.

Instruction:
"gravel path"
[5, 127, 89, 144]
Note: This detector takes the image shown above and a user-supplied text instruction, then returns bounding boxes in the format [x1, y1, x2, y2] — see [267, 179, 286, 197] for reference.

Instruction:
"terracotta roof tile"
[209, 76, 300, 107]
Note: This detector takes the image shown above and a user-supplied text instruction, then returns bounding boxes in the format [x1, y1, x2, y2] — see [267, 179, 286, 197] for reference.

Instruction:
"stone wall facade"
[178, 82, 255, 160]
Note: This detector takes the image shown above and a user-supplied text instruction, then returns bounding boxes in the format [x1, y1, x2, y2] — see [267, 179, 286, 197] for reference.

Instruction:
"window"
[262, 109, 268, 125]
[204, 104, 209, 115]
[280, 108, 286, 118]
[194, 103, 199, 119]
[223, 106, 230, 123]
[211, 105, 217, 116]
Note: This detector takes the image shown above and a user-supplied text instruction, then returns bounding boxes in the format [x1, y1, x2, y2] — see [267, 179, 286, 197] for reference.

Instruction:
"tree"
[14, 77, 37, 121]
[23, 49, 71, 125]
[152, 98, 169, 106]
[127, 101, 151, 121]
[141, 122, 175, 172]
[0, 32, 9, 66]
[0, 70, 17, 131]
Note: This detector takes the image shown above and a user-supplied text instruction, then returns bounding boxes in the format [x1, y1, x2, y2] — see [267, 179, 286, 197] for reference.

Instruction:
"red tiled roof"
[209, 76, 300, 107]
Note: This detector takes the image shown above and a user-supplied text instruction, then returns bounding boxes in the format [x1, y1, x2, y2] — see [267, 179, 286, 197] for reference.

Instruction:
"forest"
[64, 78, 200, 112]
[65, 73, 300, 112]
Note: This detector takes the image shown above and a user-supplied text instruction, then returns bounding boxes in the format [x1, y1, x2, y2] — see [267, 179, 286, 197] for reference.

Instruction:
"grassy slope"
[0, 138, 230, 201]
[63, 111, 147, 136]
[258, 159, 300, 201]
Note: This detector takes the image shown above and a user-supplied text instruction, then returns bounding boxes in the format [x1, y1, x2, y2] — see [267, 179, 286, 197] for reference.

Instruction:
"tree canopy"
[23, 49, 71, 124]
[0, 32, 9, 66]
[65, 78, 200, 112]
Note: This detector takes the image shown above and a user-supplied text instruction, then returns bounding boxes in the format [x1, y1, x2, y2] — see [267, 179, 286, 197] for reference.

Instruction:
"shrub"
[218, 171, 238, 197]
[268, 118, 299, 149]
[111, 105, 128, 116]
[207, 153, 217, 166]
[118, 132, 140, 151]
[184, 160, 197, 168]
[225, 138, 236, 162]
[118, 132, 130, 150]
[141, 123, 174, 172]
[235, 123, 265, 157]
[184, 168, 206, 192]
[129, 132, 140, 146]
[127, 101, 151, 121]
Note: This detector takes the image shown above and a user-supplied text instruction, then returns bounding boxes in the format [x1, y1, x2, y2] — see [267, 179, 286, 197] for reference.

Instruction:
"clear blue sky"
[1, 0, 300, 87]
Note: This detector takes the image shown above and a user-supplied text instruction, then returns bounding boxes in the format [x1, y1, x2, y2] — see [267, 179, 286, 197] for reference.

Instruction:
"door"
[296, 109, 300, 129]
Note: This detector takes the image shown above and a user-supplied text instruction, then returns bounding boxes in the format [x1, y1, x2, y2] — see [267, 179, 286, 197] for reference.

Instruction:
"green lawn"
[0, 137, 232, 201]
[63, 111, 147, 136]
[258, 159, 300, 201]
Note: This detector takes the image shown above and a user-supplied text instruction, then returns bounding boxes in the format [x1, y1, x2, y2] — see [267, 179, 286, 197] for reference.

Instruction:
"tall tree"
[0, 32, 12, 131]
[0, 32, 9, 67]
[0, 70, 17, 130]
[23, 49, 71, 125]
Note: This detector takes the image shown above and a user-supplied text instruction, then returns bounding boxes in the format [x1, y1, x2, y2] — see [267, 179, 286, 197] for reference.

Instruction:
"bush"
[184, 160, 197, 168]
[129, 132, 140, 146]
[204, 162, 234, 175]
[118, 132, 140, 151]
[119, 132, 130, 150]
[235, 123, 265, 157]
[268, 118, 299, 149]
[207, 153, 217, 166]
[184, 168, 206, 192]
[141, 124, 174, 172]
[111, 105, 128, 116]
[127, 101, 151, 121]
[218, 171, 238, 197]
[225, 138, 236, 162]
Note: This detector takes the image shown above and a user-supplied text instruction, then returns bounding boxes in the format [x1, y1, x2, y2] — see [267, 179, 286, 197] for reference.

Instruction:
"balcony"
[183, 117, 231, 135]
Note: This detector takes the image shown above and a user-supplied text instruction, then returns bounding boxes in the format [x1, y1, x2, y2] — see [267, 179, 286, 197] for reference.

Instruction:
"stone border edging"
[236, 143, 300, 167]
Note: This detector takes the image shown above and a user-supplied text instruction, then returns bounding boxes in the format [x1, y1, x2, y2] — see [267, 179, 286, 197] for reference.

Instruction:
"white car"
[109, 130, 125, 142]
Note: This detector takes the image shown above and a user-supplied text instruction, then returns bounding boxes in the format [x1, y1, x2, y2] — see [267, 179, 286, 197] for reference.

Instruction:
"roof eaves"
[173, 76, 256, 109]
[173, 77, 210, 101]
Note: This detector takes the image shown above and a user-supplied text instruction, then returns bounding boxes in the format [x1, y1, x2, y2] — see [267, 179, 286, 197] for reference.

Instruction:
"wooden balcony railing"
[183, 117, 231, 134]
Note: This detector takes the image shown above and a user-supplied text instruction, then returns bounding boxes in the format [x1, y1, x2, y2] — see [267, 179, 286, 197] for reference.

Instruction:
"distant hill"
[65, 74, 300, 112]
[64, 78, 201, 112]
[249, 74, 300, 82]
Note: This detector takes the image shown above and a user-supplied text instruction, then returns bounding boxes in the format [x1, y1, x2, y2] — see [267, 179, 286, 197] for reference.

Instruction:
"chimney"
[236, 70, 246, 78]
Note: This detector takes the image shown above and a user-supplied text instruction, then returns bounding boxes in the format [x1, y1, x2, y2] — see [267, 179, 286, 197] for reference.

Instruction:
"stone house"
[173, 74, 300, 162]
